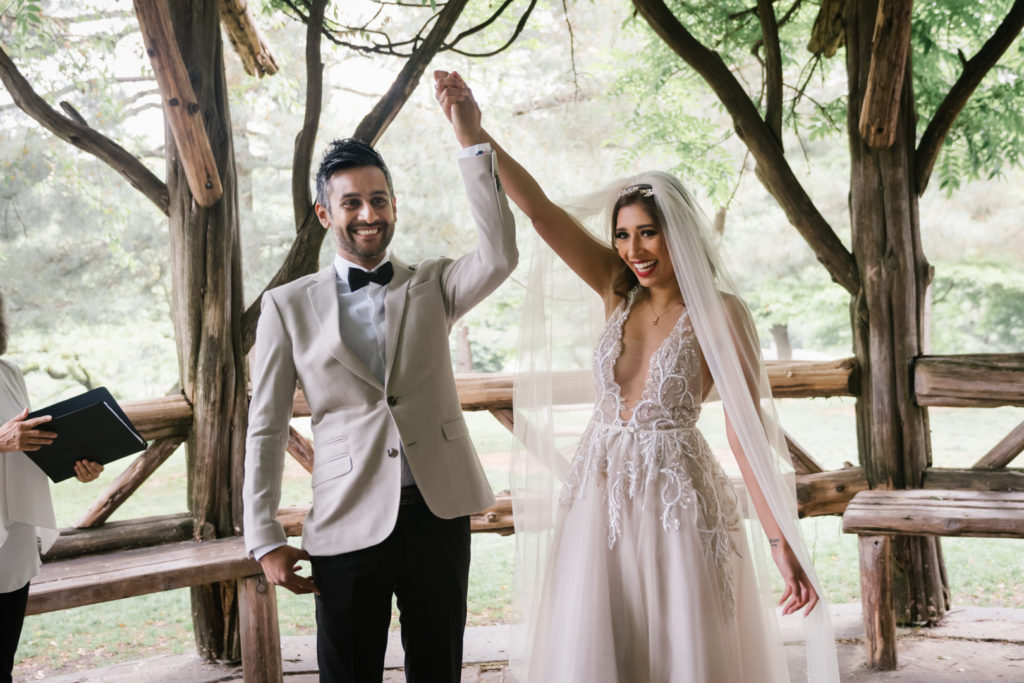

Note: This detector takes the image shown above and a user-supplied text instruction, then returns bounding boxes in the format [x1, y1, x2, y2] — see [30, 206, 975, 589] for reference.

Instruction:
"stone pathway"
[33, 604, 1024, 682]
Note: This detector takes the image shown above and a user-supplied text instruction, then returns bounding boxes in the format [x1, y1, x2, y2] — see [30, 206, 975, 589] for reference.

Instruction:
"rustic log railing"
[49, 352, 1024, 559]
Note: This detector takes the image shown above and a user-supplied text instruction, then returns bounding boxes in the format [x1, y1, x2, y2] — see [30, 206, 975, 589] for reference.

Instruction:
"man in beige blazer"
[243, 125, 516, 682]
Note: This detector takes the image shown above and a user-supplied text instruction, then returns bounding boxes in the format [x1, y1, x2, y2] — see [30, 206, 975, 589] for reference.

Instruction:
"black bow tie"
[348, 262, 394, 291]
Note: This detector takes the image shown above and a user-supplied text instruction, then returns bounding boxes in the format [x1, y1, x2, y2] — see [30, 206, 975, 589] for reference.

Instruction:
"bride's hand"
[771, 538, 819, 616]
[433, 70, 484, 147]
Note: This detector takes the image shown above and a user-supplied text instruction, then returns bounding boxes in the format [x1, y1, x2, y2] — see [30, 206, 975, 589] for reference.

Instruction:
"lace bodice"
[593, 288, 704, 428]
[561, 287, 740, 610]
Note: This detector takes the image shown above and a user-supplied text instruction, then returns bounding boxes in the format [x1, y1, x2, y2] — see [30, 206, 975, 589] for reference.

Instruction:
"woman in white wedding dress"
[435, 71, 839, 683]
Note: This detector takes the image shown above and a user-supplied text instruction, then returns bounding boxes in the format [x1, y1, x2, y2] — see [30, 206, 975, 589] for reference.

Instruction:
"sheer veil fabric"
[509, 171, 840, 682]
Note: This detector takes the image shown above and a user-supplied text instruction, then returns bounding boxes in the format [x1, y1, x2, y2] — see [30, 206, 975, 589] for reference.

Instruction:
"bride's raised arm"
[434, 70, 620, 298]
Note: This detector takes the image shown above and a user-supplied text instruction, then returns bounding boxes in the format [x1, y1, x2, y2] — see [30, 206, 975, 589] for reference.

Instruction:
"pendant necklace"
[648, 299, 683, 326]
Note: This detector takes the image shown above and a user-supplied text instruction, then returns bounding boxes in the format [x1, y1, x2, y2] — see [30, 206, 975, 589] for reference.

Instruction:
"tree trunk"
[166, 0, 248, 659]
[846, 1, 948, 625]
[770, 323, 792, 360]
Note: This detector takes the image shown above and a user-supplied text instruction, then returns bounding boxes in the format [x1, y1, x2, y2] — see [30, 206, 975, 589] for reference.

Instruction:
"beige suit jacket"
[243, 152, 517, 557]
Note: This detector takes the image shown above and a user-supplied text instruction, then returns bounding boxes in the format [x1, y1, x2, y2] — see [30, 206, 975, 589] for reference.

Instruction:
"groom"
[243, 118, 516, 680]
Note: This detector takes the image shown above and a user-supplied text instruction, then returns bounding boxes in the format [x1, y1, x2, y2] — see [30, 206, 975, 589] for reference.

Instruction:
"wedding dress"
[523, 287, 789, 682]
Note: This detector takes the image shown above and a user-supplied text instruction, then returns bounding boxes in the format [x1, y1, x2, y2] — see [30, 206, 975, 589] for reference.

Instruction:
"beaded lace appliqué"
[561, 287, 740, 611]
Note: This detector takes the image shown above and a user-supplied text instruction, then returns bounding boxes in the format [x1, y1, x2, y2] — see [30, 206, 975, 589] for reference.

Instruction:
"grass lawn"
[13, 399, 1023, 678]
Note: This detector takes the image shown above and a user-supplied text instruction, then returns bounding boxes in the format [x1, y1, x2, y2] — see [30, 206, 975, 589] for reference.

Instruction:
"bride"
[435, 71, 839, 682]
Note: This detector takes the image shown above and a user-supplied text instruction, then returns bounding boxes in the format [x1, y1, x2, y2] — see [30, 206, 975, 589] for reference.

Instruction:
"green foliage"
[929, 263, 1024, 353]
[913, 1, 1024, 193]
[743, 265, 851, 354]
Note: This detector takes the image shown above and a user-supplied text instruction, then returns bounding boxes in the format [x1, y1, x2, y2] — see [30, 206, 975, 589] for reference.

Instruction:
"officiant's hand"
[433, 70, 484, 148]
[0, 408, 56, 453]
[74, 459, 104, 483]
[259, 545, 319, 595]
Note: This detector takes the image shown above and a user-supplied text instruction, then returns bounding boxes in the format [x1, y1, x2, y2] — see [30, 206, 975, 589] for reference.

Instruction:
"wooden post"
[133, 0, 223, 207]
[238, 575, 282, 683]
[859, 534, 898, 669]
[858, 0, 914, 148]
[165, 0, 248, 661]
[846, 0, 947, 625]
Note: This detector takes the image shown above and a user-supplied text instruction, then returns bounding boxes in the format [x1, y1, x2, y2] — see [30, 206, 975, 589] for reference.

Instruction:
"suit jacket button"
[386, 395, 398, 406]
[387, 448, 399, 458]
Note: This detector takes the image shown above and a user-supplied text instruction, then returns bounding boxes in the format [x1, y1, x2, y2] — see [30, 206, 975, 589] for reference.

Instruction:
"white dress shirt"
[331, 252, 415, 488]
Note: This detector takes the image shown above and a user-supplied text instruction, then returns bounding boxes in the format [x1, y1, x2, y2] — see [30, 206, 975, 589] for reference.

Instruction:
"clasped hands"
[433, 70, 485, 148]
[0, 407, 103, 482]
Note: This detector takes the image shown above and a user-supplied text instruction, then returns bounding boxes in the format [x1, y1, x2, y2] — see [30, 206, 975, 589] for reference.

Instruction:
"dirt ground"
[32, 604, 1024, 682]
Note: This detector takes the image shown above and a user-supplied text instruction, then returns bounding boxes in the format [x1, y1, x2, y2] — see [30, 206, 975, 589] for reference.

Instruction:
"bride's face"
[613, 203, 676, 290]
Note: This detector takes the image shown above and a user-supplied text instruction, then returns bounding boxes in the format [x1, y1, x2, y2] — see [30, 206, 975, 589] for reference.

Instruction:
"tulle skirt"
[523, 427, 789, 682]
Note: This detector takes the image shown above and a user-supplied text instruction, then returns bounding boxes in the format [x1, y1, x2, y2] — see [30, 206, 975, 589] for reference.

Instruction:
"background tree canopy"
[1, 0, 1022, 403]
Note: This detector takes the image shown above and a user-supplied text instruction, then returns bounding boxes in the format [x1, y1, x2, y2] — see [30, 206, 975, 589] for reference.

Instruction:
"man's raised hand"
[433, 70, 484, 148]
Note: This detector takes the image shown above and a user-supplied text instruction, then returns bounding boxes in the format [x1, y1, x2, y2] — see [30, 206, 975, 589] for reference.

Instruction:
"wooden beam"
[133, 0, 223, 207]
[488, 407, 515, 433]
[219, 0, 279, 77]
[858, 0, 913, 148]
[121, 360, 857, 444]
[973, 420, 1024, 470]
[238, 575, 282, 683]
[915, 354, 1024, 407]
[923, 467, 1024, 492]
[785, 431, 825, 475]
[842, 489, 1024, 538]
[43, 513, 193, 562]
[858, 535, 898, 670]
[75, 436, 186, 529]
[286, 426, 314, 474]
[123, 394, 193, 440]
[795, 467, 869, 517]
[276, 466, 865, 540]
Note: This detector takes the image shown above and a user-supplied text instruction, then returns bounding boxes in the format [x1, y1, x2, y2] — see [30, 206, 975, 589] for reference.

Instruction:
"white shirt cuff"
[252, 541, 286, 561]
[458, 142, 492, 158]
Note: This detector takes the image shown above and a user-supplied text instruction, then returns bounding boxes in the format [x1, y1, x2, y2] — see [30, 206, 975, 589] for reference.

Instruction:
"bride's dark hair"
[609, 185, 661, 301]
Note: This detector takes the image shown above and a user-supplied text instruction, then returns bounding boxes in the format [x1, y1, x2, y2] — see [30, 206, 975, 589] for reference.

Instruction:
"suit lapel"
[384, 257, 415, 381]
[306, 266, 384, 390]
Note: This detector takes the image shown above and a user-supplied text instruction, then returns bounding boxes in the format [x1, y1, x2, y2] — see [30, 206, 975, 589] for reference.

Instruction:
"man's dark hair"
[315, 138, 394, 214]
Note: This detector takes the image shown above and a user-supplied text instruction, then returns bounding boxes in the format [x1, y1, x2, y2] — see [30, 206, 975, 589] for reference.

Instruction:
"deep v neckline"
[608, 292, 689, 426]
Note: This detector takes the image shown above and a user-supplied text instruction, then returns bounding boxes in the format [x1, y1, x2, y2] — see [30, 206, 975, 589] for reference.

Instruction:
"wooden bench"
[27, 536, 281, 682]
[842, 489, 1024, 670]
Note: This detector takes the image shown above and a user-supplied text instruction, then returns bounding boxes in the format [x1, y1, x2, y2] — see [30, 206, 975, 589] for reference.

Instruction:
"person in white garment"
[0, 287, 103, 683]
[434, 71, 840, 682]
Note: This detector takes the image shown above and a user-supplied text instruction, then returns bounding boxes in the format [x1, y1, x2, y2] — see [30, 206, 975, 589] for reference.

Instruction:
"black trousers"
[0, 582, 29, 683]
[309, 499, 471, 683]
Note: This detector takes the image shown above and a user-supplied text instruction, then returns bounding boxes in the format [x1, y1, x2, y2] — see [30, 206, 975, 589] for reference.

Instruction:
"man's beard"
[337, 220, 393, 261]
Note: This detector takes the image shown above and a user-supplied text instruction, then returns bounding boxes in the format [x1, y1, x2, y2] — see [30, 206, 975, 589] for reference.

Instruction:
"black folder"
[25, 387, 147, 483]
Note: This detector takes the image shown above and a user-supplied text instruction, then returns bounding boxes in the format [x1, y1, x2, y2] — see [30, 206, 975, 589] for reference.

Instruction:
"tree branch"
[219, 0, 279, 77]
[914, 0, 1024, 195]
[0, 46, 169, 216]
[241, 0, 474, 353]
[756, 0, 783, 146]
[352, 0, 471, 144]
[292, 0, 326, 228]
[631, 0, 859, 294]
